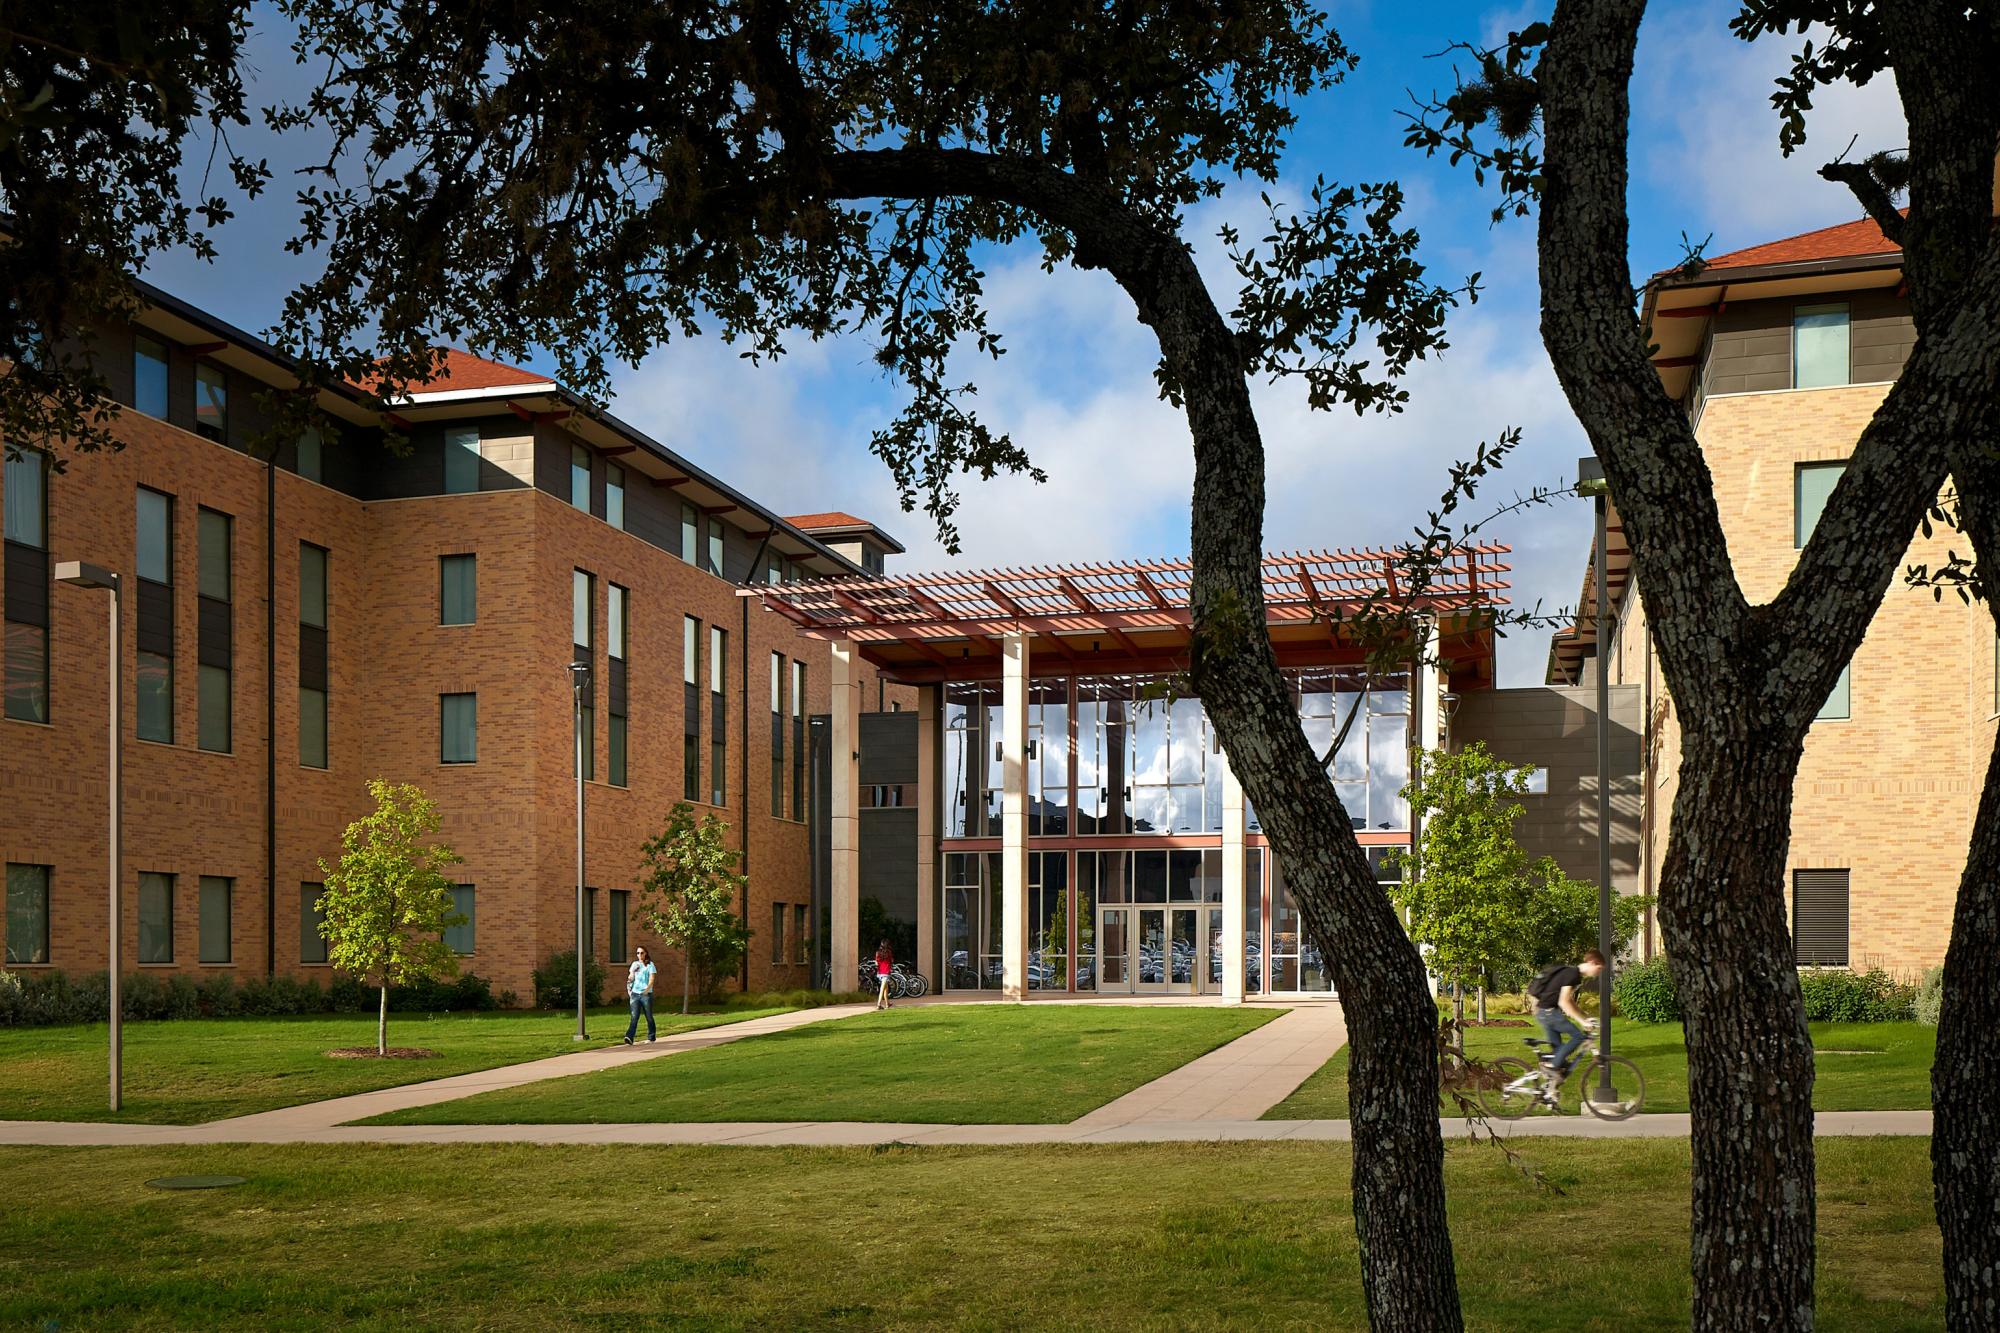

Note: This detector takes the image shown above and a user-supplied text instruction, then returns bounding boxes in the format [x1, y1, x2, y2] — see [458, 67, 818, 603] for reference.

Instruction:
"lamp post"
[1576, 458, 1616, 1106]
[54, 560, 122, 1112]
[568, 660, 591, 1041]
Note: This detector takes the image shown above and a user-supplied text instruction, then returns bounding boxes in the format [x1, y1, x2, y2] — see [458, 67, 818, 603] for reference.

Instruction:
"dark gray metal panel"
[1701, 288, 1912, 396]
[4, 542, 48, 627]
[136, 578, 174, 657]
[1793, 869, 1850, 967]
[298, 623, 328, 692]
[859, 711, 919, 784]
[197, 595, 232, 669]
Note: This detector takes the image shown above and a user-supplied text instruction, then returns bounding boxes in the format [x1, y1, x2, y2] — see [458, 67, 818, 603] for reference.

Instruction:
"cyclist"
[1526, 948, 1604, 1078]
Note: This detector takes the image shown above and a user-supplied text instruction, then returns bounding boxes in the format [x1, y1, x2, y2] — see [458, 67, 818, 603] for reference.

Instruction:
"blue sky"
[143, 1, 1903, 685]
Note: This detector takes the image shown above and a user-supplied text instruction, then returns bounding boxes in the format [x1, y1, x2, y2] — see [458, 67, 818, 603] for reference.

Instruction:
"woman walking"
[874, 939, 894, 1010]
[623, 946, 657, 1044]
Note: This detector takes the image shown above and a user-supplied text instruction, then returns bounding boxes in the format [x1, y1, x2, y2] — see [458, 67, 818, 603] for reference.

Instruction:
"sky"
[142, 1, 1906, 686]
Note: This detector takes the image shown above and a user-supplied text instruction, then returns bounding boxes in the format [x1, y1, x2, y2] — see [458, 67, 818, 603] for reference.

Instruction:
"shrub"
[235, 975, 330, 1016]
[0, 969, 106, 1025]
[533, 951, 604, 1011]
[197, 973, 239, 1016]
[1914, 965, 1944, 1027]
[1798, 967, 1914, 1023]
[1613, 955, 1681, 1023]
[389, 971, 496, 1012]
[327, 975, 375, 1012]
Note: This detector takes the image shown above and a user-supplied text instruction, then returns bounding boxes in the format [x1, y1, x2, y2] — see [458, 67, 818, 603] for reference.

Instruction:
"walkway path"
[1072, 1003, 1346, 1127]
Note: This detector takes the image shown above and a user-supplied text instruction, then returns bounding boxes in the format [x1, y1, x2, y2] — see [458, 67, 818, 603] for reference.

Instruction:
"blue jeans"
[1536, 1009, 1587, 1073]
[625, 993, 655, 1041]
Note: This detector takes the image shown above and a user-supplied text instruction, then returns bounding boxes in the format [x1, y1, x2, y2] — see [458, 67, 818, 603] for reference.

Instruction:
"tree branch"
[1817, 159, 1905, 243]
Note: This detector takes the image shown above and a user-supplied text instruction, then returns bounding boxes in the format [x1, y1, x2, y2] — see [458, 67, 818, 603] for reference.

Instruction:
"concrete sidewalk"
[1071, 1003, 1346, 1126]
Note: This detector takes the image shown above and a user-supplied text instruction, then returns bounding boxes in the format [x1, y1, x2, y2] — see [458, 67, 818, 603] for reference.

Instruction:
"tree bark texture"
[825, 147, 1465, 1331]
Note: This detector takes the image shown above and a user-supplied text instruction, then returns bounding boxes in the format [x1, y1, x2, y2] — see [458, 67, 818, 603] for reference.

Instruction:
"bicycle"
[858, 965, 909, 1000]
[891, 963, 929, 997]
[1480, 1024, 1646, 1121]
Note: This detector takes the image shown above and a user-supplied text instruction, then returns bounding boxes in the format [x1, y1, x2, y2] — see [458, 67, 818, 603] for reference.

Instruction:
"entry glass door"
[1136, 907, 1169, 992]
[1167, 907, 1198, 989]
[1099, 907, 1132, 993]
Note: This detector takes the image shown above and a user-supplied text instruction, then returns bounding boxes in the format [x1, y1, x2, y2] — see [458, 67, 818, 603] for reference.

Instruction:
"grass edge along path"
[365, 1004, 1279, 1127]
[1266, 1019, 1939, 1119]
[0, 1138, 1942, 1331]
[0, 1005, 799, 1126]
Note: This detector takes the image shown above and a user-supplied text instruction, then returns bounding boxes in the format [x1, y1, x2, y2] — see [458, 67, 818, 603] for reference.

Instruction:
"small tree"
[637, 804, 751, 1013]
[1390, 744, 1539, 1020]
[316, 779, 464, 1054]
[1518, 861, 1647, 991]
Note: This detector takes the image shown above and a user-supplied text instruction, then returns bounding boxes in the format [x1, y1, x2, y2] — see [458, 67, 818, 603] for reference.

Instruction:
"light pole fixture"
[568, 660, 591, 1041]
[54, 559, 123, 1112]
[1576, 457, 1617, 1107]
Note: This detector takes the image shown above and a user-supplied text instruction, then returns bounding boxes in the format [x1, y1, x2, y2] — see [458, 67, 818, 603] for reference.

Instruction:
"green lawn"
[0, 1138, 1940, 1330]
[1267, 1020, 1938, 1120]
[0, 1007, 792, 1125]
[365, 1004, 1277, 1127]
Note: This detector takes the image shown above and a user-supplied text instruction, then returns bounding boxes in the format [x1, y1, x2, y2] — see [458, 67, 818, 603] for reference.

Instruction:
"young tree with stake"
[637, 804, 751, 1014]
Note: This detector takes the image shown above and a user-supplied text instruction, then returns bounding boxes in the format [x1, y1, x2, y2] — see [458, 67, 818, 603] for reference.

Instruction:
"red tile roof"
[1695, 213, 1903, 274]
[407, 347, 553, 392]
[785, 511, 879, 531]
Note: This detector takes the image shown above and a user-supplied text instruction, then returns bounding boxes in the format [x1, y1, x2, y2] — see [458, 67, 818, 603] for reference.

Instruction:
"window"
[1817, 663, 1852, 722]
[194, 362, 228, 443]
[4, 450, 50, 723]
[572, 570, 594, 781]
[440, 554, 476, 625]
[197, 508, 232, 753]
[684, 616, 701, 801]
[445, 885, 476, 955]
[139, 872, 174, 963]
[710, 626, 727, 805]
[445, 425, 482, 494]
[772, 901, 786, 965]
[793, 903, 808, 965]
[296, 425, 322, 483]
[707, 517, 724, 576]
[1793, 303, 1851, 389]
[570, 443, 591, 510]
[584, 887, 597, 960]
[137, 652, 173, 743]
[300, 543, 329, 768]
[606, 463, 625, 530]
[608, 584, 629, 787]
[199, 876, 232, 963]
[1794, 462, 1845, 548]
[136, 488, 176, 743]
[680, 502, 699, 564]
[136, 486, 172, 580]
[5, 864, 50, 964]
[1793, 869, 1850, 967]
[791, 661, 806, 819]
[571, 569, 593, 650]
[771, 653, 785, 816]
[441, 693, 478, 763]
[609, 889, 628, 963]
[133, 335, 170, 418]
[1522, 767, 1549, 795]
[300, 883, 328, 963]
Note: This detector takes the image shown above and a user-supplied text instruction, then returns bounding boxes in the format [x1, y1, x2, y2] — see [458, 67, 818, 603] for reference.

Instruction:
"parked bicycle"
[857, 963, 929, 999]
[1478, 1023, 1646, 1121]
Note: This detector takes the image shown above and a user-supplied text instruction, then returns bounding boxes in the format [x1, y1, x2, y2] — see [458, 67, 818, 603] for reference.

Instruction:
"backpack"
[1525, 966, 1561, 1011]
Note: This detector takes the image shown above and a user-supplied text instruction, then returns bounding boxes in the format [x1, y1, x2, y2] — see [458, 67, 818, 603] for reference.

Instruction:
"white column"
[915, 684, 939, 982]
[1417, 613, 1445, 752]
[1221, 755, 1246, 1002]
[1000, 632, 1030, 999]
[829, 639, 862, 991]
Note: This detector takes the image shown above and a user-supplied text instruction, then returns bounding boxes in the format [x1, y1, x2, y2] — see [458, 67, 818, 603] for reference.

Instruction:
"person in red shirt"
[874, 940, 894, 1010]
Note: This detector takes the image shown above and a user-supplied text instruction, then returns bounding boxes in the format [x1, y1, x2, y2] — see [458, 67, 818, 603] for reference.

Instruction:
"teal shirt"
[628, 961, 656, 996]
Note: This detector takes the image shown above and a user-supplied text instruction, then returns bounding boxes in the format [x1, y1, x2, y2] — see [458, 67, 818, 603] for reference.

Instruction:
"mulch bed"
[324, 1047, 441, 1060]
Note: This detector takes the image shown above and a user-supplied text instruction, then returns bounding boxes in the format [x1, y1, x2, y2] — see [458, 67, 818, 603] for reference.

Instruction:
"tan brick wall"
[3, 411, 911, 1000]
[1611, 382, 1985, 973]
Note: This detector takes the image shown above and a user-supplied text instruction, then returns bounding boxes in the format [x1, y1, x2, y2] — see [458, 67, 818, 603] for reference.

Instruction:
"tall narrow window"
[710, 625, 727, 805]
[5, 864, 51, 964]
[300, 883, 328, 963]
[440, 554, 476, 625]
[680, 502, 699, 564]
[772, 901, 785, 964]
[584, 887, 597, 960]
[441, 693, 478, 763]
[194, 362, 228, 443]
[608, 583, 629, 787]
[794, 903, 808, 965]
[444, 425, 481, 494]
[135, 487, 174, 743]
[570, 443, 591, 510]
[684, 616, 701, 801]
[791, 661, 806, 819]
[133, 335, 170, 418]
[606, 463, 625, 531]
[771, 653, 785, 816]
[299, 543, 329, 768]
[572, 569, 594, 781]
[707, 517, 724, 576]
[1793, 303, 1851, 389]
[1793, 869, 1850, 967]
[1794, 462, 1845, 548]
[609, 889, 629, 962]
[296, 425, 323, 483]
[139, 871, 174, 963]
[3, 451, 50, 723]
[197, 507, 232, 752]
[1817, 664, 1852, 722]
[199, 876, 232, 964]
[445, 885, 476, 954]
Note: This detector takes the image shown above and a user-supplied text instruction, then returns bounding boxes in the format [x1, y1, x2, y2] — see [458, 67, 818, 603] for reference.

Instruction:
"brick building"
[1547, 212, 1985, 974]
[2, 281, 911, 999]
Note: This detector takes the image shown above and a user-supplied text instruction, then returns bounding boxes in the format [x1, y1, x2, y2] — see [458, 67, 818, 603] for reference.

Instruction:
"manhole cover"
[146, 1175, 247, 1191]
